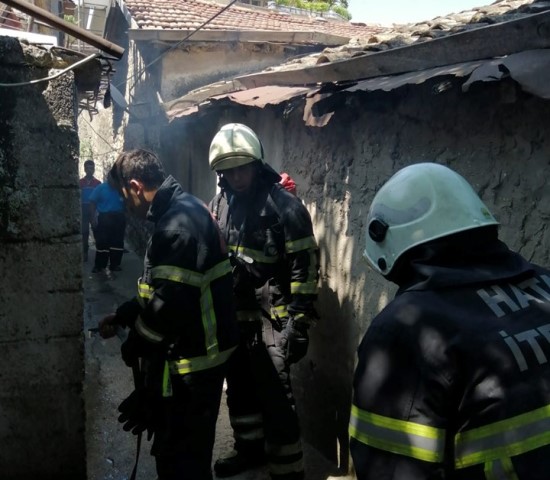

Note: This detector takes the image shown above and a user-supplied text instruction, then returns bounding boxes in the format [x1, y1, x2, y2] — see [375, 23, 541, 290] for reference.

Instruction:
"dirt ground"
[83, 245, 352, 480]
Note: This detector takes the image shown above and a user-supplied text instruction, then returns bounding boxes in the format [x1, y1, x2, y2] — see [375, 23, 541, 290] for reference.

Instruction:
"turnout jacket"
[351, 236, 550, 479]
[209, 172, 318, 320]
[116, 176, 238, 375]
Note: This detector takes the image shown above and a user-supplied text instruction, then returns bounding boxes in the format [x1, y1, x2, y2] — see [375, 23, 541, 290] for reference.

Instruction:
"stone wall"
[164, 75, 550, 472]
[0, 37, 85, 480]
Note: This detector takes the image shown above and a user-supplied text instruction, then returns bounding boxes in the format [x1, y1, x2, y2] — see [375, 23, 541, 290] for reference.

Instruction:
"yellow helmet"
[364, 163, 499, 276]
[209, 123, 264, 171]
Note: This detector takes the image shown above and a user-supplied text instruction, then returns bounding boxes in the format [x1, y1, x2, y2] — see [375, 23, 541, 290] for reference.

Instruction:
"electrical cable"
[0, 52, 99, 87]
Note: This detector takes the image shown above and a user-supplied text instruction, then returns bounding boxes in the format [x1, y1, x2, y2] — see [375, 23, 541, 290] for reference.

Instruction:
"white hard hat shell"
[209, 123, 263, 171]
[364, 162, 499, 275]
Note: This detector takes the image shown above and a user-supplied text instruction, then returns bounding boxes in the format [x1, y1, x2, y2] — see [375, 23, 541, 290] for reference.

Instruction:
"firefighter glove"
[117, 387, 160, 441]
[280, 316, 310, 364]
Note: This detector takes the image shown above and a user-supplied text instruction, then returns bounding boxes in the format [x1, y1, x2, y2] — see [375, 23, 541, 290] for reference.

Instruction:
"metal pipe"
[1, 0, 124, 58]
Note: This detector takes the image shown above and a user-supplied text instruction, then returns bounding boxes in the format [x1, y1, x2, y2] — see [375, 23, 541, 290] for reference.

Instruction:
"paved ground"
[83, 245, 353, 480]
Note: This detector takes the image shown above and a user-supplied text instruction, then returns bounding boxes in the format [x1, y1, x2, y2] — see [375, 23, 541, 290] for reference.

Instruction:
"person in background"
[98, 148, 238, 479]
[351, 162, 550, 479]
[89, 171, 127, 273]
[79, 159, 101, 262]
[208, 123, 319, 480]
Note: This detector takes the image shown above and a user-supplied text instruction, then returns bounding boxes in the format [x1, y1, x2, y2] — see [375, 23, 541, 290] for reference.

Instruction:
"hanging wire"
[0, 53, 99, 87]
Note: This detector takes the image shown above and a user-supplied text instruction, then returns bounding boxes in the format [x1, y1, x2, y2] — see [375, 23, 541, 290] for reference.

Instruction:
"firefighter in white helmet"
[208, 123, 319, 480]
[351, 162, 550, 479]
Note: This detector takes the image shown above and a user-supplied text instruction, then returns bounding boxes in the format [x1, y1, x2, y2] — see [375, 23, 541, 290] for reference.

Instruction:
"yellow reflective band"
[200, 282, 219, 355]
[137, 281, 153, 303]
[151, 259, 231, 287]
[169, 346, 237, 375]
[152, 265, 203, 286]
[484, 457, 519, 480]
[349, 405, 445, 463]
[285, 236, 317, 254]
[135, 315, 165, 344]
[291, 281, 317, 295]
[455, 403, 550, 468]
[265, 440, 302, 457]
[139, 260, 232, 358]
[162, 360, 173, 398]
[268, 458, 304, 475]
[229, 245, 278, 264]
[271, 305, 289, 319]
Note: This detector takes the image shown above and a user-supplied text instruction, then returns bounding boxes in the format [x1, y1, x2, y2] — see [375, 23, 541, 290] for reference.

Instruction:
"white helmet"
[209, 123, 264, 172]
[364, 163, 499, 275]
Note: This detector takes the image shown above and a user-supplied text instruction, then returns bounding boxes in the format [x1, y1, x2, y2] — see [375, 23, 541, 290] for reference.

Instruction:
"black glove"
[117, 387, 161, 441]
[280, 316, 310, 364]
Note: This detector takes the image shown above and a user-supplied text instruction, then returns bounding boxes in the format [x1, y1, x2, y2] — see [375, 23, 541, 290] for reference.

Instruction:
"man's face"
[222, 163, 256, 194]
[84, 164, 95, 177]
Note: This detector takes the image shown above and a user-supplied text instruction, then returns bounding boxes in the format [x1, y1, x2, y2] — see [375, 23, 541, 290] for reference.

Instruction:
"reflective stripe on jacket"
[210, 181, 319, 315]
[351, 245, 550, 479]
[133, 176, 238, 374]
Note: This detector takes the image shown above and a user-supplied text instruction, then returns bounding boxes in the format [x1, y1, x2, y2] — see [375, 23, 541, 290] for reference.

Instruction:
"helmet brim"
[211, 155, 260, 172]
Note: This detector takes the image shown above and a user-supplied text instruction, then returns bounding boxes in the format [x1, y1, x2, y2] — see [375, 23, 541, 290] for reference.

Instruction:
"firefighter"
[208, 123, 319, 479]
[351, 162, 550, 479]
[98, 149, 238, 480]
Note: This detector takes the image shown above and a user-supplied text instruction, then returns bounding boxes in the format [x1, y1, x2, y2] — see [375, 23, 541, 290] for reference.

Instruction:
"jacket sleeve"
[281, 198, 319, 316]
[350, 306, 453, 479]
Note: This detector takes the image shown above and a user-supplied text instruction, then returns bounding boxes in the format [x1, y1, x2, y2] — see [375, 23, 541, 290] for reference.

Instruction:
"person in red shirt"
[79, 160, 101, 262]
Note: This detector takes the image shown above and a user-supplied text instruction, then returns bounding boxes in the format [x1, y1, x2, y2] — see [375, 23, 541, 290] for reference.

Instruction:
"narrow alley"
[83, 243, 349, 480]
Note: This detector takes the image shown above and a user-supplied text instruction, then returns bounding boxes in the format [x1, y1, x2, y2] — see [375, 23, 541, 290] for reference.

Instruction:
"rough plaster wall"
[161, 42, 314, 101]
[0, 38, 85, 479]
[178, 77, 550, 470]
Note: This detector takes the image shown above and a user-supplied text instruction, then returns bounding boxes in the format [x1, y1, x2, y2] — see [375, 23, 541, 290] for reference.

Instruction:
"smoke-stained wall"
[0, 38, 85, 479]
[165, 75, 550, 473]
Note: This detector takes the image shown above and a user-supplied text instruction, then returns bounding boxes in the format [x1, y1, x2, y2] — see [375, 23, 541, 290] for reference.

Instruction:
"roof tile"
[124, 0, 382, 39]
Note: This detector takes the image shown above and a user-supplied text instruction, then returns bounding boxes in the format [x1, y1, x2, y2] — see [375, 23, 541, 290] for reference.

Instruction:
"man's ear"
[128, 179, 143, 194]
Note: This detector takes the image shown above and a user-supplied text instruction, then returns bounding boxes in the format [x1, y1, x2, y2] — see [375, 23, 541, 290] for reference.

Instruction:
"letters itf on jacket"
[478, 274, 550, 372]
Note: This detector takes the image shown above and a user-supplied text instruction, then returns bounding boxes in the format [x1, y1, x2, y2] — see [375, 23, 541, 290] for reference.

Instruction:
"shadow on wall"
[293, 281, 360, 474]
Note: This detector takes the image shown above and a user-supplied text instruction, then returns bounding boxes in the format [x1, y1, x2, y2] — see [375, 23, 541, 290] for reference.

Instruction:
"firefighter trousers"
[225, 320, 304, 479]
[152, 364, 226, 480]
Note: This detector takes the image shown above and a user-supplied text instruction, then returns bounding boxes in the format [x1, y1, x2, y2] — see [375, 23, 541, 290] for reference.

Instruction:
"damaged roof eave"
[128, 29, 351, 46]
[235, 9, 550, 88]
[165, 48, 550, 127]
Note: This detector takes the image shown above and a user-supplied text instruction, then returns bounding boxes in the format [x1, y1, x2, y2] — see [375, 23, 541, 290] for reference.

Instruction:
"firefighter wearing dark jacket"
[351, 162, 550, 480]
[208, 123, 319, 480]
[98, 149, 238, 480]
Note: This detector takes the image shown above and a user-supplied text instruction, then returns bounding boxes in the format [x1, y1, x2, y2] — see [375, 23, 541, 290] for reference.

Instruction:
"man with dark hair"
[99, 148, 238, 480]
[79, 159, 101, 262]
[351, 162, 550, 479]
[208, 124, 319, 480]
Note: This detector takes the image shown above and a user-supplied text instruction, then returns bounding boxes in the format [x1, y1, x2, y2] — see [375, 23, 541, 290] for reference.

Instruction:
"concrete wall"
[0, 37, 85, 480]
[164, 75, 550, 472]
